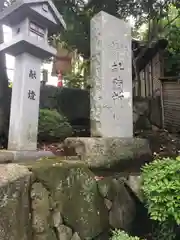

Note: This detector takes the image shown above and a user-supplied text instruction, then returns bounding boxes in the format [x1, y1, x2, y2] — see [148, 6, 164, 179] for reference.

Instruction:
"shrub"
[111, 230, 143, 240]
[141, 157, 180, 240]
[38, 109, 73, 142]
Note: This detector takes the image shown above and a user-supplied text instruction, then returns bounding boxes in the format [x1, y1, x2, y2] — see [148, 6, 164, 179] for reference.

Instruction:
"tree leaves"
[52, 0, 179, 58]
[141, 157, 180, 225]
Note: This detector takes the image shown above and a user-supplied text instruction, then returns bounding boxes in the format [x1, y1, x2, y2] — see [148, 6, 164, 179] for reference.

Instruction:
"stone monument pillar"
[0, 0, 66, 160]
[64, 12, 152, 171]
[90, 11, 133, 138]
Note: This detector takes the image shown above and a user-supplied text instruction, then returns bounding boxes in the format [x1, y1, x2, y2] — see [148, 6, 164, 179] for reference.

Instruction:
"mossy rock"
[0, 164, 32, 240]
[97, 177, 116, 200]
[97, 177, 127, 201]
[27, 158, 109, 239]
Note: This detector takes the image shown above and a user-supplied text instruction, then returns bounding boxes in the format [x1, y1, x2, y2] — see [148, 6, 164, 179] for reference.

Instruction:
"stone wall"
[0, 158, 148, 240]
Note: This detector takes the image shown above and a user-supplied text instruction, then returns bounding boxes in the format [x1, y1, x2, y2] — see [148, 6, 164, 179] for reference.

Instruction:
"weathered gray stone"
[109, 183, 136, 231]
[90, 11, 133, 138]
[33, 229, 57, 240]
[0, 151, 14, 163]
[0, 150, 54, 163]
[97, 177, 117, 200]
[0, 164, 32, 240]
[57, 225, 72, 240]
[31, 182, 50, 234]
[64, 137, 152, 172]
[52, 210, 63, 227]
[71, 232, 81, 240]
[104, 198, 112, 211]
[126, 175, 143, 202]
[29, 159, 109, 240]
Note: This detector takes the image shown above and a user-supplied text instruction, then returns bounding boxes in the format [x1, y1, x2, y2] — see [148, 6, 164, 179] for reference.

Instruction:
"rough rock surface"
[97, 177, 136, 231]
[71, 232, 81, 240]
[126, 175, 143, 202]
[0, 164, 32, 240]
[31, 182, 50, 235]
[64, 137, 152, 172]
[28, 159, 109, 239]
[57, 225, 72, 240]
[109, 182, 136, 231]
[52, 210, 63, 227]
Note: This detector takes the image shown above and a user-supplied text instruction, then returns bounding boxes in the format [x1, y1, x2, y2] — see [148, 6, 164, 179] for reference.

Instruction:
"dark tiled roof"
[132, 38, 168, 78]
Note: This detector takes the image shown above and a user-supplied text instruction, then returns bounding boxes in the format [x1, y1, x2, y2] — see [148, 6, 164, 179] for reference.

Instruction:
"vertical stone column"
[90, 11, 133, 137]
[8, 53, 41, 150]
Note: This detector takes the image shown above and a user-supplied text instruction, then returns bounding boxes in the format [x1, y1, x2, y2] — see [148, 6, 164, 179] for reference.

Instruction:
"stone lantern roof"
[0, 0, 66, 33]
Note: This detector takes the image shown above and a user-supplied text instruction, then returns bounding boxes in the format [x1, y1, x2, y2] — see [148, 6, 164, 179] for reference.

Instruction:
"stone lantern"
[0, 0, 66, 156]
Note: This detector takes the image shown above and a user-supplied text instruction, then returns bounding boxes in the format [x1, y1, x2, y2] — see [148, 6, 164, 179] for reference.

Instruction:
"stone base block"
[0, 150, 54, 163]
[64, 137, 152, 172]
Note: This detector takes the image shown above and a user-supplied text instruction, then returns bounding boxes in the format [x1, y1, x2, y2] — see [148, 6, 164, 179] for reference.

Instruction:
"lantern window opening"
[29, 21, 45, 39]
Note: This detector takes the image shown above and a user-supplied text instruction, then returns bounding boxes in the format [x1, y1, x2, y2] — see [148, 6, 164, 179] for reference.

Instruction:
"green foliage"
[63, 72, 86, 89]
[52, 0, 180, 59]
[141, 157, 180, 240]
[40, 86, 89, 124]
[38, 109, 73, 142]
[141, 157, 180, 223]
[164, 24, 180, 75]
[136, 4, 180, 75]
[152, 221, 176, 240]
[111, 230, 143, 240]
[63, 59, 90, 89]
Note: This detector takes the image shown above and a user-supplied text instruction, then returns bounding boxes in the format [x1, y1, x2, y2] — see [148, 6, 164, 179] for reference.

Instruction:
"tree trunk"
[0, 2, 11, 147]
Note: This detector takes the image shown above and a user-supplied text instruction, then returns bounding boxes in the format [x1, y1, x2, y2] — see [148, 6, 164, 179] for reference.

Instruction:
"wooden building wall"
[161, 78, 180, 132]
[134, 52, 162, 97]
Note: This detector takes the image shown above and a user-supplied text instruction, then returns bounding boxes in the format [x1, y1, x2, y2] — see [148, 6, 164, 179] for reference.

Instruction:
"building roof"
[132, 38, 168, 78]
[0, 0, 66, 30]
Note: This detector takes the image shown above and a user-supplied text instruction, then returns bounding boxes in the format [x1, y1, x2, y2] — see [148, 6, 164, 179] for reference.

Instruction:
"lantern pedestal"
[8, 53, 42, 151]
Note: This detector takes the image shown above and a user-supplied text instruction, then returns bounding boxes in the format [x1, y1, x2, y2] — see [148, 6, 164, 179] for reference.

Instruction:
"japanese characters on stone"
[28, 69, 36, 100]
[111, 61, 124, 72]
[111, 60, 124, 101]
[112, 76, 124, 101]
[110, 41, 129, 54]
[28, 90, 36, 100]
[29, 69, 36, 79]
[109, 40, 128, 102]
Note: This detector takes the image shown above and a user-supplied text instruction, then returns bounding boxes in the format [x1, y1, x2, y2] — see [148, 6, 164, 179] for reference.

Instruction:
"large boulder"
[64, 137, 152, 173]
[31, 182, 57, 240]
[126, 175, 143, 202]
[109, 183, 136, 232]
[28, 159, 109, 239]
[0, 164, 32, 240]
[97, 177, 136, 232]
